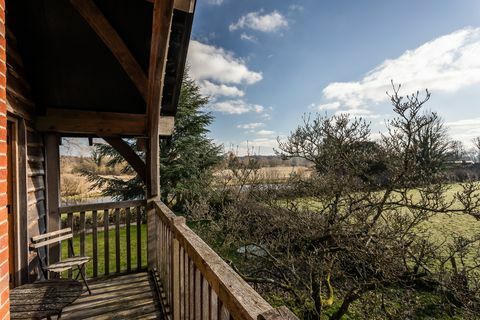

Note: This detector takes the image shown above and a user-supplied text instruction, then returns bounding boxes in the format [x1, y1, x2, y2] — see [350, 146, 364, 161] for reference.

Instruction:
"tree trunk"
[329, 291, 359, 320]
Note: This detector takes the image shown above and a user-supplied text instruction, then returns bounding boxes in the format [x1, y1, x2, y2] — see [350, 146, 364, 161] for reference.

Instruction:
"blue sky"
[187, 0, 480, 155]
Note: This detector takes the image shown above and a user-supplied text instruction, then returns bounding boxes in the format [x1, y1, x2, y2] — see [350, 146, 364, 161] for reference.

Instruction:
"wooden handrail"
[153, 201, 298, 320]
[59, 199, 146, 213]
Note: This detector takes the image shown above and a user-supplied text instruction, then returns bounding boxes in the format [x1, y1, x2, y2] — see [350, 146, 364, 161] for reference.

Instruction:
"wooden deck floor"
[58, 272, 163, 320]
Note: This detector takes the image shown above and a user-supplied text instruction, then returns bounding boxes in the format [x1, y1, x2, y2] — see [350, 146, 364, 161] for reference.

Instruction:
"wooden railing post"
[172, 237, 180, 320]
[147, 200, 158, 269]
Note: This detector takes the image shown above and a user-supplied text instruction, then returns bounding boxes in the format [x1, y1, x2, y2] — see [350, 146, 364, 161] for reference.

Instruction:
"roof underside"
[7, 0, 193, 117]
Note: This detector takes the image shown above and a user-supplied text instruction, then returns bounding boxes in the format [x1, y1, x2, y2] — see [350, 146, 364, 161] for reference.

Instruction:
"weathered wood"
[257, 307, 299, 320]
[10, 279, 82, 320]
[172, 238, 181, 320]
[17, 118, 29, 284]
[60, 272, 161, 319]
[92, 210, 98, 277]
[67, 212, 74, 279]
[202, 277, 210, 320]
[45, 134, 61, 265]
[31, 228, 72, 242]
[115, 208, 121, 273]
[70, 0, 148, 100]
[174, 0, 196, 13]
[126, 207, 132, 273]
[153, 201, 298, 320]
[30, 234, 73, 249]
[137, 206, 142, 270]
[104, 209, 110, 275]
[195, 269, 202, 319]
[80, 211, 86, 256]
[59, 199, 145, 214]
[103, 137, 146, 183]
[36, 109, 147, 136]
[146, 0, 174, 198]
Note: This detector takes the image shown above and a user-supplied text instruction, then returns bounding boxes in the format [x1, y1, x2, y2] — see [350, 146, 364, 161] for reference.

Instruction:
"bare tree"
[191, 84, 480, 319]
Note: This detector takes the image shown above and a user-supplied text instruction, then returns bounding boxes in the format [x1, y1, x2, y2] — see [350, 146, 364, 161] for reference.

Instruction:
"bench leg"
[77, 264, 91, 295]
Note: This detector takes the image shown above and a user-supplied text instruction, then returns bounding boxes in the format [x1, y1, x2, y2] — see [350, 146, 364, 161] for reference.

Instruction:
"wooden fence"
[58, 200, 147, 278]
[151, 201, 298, 320]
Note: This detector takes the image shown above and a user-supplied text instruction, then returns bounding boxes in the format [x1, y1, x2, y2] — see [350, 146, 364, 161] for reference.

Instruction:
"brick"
[0, 300, 9, 320]
[0, 222, 5, 238]
[0, 287, 7, 305]
[0, 236, 6, 252]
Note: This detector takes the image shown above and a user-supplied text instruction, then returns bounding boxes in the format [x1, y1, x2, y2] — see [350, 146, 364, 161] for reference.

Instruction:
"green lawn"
[61, 224, 148, 277]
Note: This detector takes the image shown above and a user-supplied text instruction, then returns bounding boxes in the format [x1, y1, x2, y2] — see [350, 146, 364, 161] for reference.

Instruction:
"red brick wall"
[0, 0, 8, 319]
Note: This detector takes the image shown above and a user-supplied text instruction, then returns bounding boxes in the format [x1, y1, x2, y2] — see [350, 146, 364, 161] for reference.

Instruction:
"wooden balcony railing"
[58, 200, 147, 278]
[151, 201, 298, 320]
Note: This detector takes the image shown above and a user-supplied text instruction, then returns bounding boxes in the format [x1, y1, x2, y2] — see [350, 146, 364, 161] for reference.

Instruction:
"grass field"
[61, 224, 148, 277]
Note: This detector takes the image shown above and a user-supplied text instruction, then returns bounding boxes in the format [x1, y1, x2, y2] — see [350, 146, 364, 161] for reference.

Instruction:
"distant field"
[215, 166, 312, 184]
[294, 183, 480, 266]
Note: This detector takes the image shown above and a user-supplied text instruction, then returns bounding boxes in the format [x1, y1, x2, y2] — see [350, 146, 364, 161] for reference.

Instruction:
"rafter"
[102, 137, 147, 183]
[70, 0, 148, 101]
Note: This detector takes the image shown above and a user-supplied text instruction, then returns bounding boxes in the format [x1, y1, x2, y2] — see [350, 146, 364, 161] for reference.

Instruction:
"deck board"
[59, 272, 162, 320]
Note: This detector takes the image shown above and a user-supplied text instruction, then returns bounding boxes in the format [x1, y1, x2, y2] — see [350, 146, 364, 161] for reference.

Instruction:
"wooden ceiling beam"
[36, 109, 175, 137]
[102, 137, 147, 183]
[146, 0, 195, 12]
[36, 109, 147, 136]
[70, 0, 148, 101]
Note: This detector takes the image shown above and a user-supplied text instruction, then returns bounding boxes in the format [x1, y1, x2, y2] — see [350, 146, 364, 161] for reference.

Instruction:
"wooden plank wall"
[6, 28, 47, 282]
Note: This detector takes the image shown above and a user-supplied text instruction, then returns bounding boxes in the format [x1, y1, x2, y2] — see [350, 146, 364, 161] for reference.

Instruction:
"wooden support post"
[146, 0, 175, 269]
[45, 134, 61, 266]
[17, 119, 29, 284]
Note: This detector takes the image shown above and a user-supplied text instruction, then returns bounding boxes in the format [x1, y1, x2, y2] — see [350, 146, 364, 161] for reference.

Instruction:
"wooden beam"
[159, 116, 175, 137]
[45, 134, 61, 266]
[174, 0, 195, 13]
[102, 137, 147, 183]
[146, 0, 174, 198]
[36, 109, 147, 136]
[146, 0, 195, 12]
[70, 0, 148, 101]
[146, 0, 175, 270]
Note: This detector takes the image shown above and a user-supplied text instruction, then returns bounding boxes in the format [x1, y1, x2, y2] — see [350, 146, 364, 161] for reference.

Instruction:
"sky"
[186, 0, 480, 155]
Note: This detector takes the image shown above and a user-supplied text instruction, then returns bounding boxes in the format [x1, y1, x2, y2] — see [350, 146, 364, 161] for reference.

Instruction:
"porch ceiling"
[7, 0, 193, 119]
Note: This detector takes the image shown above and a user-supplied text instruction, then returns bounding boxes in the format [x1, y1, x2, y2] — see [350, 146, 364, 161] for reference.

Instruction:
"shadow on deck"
[58, 272, 162, 320]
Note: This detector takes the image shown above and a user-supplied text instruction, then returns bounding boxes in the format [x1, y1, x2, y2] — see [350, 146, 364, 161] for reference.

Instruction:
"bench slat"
[30, 234, 73, 248]
[31, 228, 72, 242]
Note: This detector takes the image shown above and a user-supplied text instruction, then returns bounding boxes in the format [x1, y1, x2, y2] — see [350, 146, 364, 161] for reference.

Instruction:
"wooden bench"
[30, 228, 92, 295]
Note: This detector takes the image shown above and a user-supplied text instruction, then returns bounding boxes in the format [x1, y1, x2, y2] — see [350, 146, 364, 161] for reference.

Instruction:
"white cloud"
[187, 40, 263, 85]
[211, 100, 264, 115]
[256, 130, 276, 136]
[446, 118, 480, 146]
[198, 80, 244, 98]
[237, 122, 265, 129]
[321, 27, 480, 109]
[236, 138, 279, 155]
[229, 10, 288, 33]
[240, 33, 257, 42]
[309, 101, 341, 111]
[207, 0, 223, 5]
